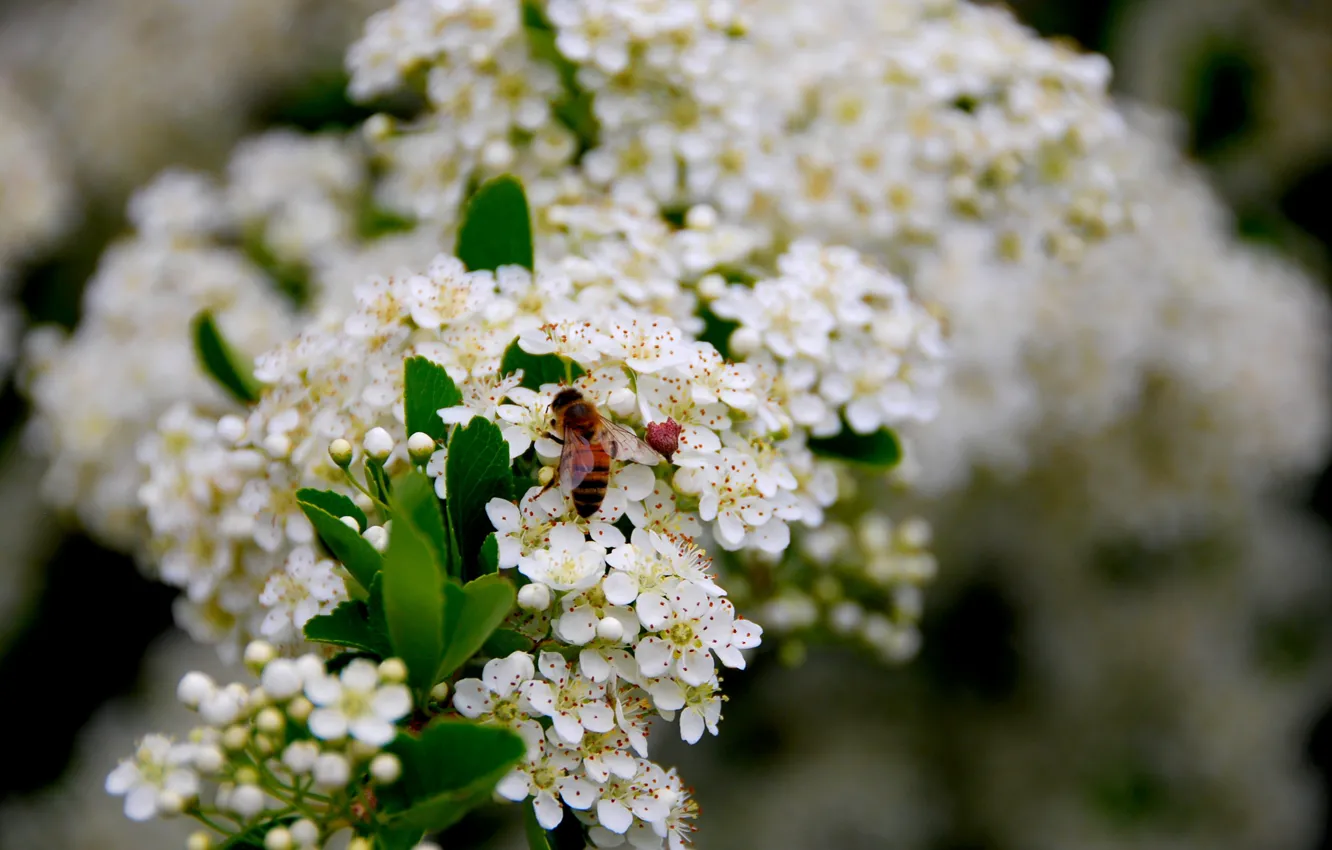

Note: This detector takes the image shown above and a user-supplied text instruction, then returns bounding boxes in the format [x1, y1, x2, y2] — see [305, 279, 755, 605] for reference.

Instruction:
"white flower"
[425, 446, 449, 498]
[634, 582, 735, 687]
[553, 583, 639, 647]
[305, 659, 412, 746]
[452, 651, 543, 737]
[495, 724, 599, 829]
[520, 652, 616, 745]
[257, 546, 348, 645]
[105, 735, 200, 822]
[518, 523, 608, 592]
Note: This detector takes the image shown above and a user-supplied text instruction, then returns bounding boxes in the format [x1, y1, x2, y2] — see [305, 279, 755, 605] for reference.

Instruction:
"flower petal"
[635, 593, 671, 631]
[535, 791, 565, 829]
[557, 776, 598, 811]
[598, 798, 634, 834]
[307, 708, 348, 741]
[452, 679, 493, 718]
[552, 710, 585, 745]
[634, 636, 673, 678]
[578, 702, 615, 734]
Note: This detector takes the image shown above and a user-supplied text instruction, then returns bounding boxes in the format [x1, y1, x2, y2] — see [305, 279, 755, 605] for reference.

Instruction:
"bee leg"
[544, 432, 565, 445]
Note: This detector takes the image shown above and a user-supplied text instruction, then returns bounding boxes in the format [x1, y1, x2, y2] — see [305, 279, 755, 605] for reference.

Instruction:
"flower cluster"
[105, 643, 413, 848]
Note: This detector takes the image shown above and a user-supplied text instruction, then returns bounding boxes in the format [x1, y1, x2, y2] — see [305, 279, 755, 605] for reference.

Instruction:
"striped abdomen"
[572, 441, 612, 518]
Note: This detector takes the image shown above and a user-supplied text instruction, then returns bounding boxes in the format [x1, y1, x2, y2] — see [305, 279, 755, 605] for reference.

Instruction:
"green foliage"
[374, 826, 428, 850]
[436, 574, 517, 681]
[380, 482, 448, 692]
[404, 356, 462, 444]
[479, 533, 500, 575]
[446, 418, 514, 576]
[192, 311, 263, 405]
[483, 627, 535, 657]
[524, 804, 554, 850]
[456, 175, 534, 273]
[367, 459, 394, 504]
[499, 338, 585, 390]
[296, 487, 367, 531]
[808, 421, 903, 468]
[697, 307, 740, 361]
[303, 600, 392, 657]
[396, 471, 454, 578]
[380, 721, 526, 832]
[298, 499, 382, 592]
[523, 1, 599, 154]
[358, 202, 417, 241]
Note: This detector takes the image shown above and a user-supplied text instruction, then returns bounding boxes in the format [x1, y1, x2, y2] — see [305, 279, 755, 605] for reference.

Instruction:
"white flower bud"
[192, 745, 224, 775]
[364, 427, 394, 461]
[595, 616, 624, 642]
[264, 827, 293, 850]
[286, 696, 314, 723]
[328, 438, 354, 467]
[370, 753, 402, 784]
[413, 843, 443, 850]
[313, 752, 351, 789]
[187, 831, 214, 850]
[282, 741, 320, 775]
[156, 789, 185, 817]
[262, 433, 292, 458]
[536, 465, 555, 487]
[229, 784, 265, 818]
[696, 273, 727, 300]
[348, 739, 380, 762]
[201, 688, 245, 727]
[289, 819, 319, 847]
[897, 516, 932, 549]
[362, 525, 389, 552]
[429, 681, 450, 702]
[685, 204, 718, 230]
[729, 326, 761, 356]
[363, 112, 392, 141]
[378, 658, 408, 684]
[260, 659, 303, 700]
[216, 415, 246, 444]
[481, 138, 515, 169]
[244, 641, 277, 671]
[222, 725, 250, 752]
[255, 707, 285, 735]
[234, 766, 260, 787]
[253, 733, 276, 757]
[339, 515, 360, 531]
[176, 671, 216, 708]
[348, 838, 373, 850]
[517, 582, 551, 611]
[407, 431, 436, 463]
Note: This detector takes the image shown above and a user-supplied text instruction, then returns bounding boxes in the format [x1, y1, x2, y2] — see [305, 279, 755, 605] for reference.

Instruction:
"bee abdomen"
[572, 448, 612, 518]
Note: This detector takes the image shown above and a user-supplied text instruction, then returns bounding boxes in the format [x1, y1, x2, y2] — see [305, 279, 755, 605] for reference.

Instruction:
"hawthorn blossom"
[305, 659, 412, 746]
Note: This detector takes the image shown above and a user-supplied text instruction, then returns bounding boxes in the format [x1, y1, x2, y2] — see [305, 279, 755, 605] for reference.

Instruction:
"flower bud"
[262, 433, 292, 458]
[430, 681, 451, 703]
[264, 827, 293, 850]
[289, 819, 319, 846]
[234, 766, 260, 786]
[364, 427, 394, 461]
[348, 739, 380, 762]
[216, 415, 246, 444]
[193, 745, 224, 775]
[328, 438, 354, 467]
[517, 583, 551, 611]
[244, 641, 277, 672]
[222, 725, 250, 752]
[229, 784, 265, 818]
[595, 616, 624, 642]
[407, 431, 436, 463]
[339, 515, 360, 531]
[176, 671, 216, 708]
[378, 658, 408, 684]
[696, 273, 727, 300]
[255, 707, 285, 735]
[537, 465, 555, 487]
[157, 789, 185, 817]
[370, 753, 402, 784]
[286, 696, 314, 723]
[313, 752, 350, 789]
[188, 831, 214, 850]
[282, 741, 319, 775]
[362, 525, 389, 552]
[685, 204, 718, 230]
[348, 839, 373, 850]
[260, 658, 303, 701]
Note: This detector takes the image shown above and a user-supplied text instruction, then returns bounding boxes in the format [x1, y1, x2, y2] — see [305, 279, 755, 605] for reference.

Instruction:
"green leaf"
[697, 306, 739, 361]
[296, 487, 367, 531]
[446, 418, 514, 575]
[456, 175, 534, 273]
[404, 356, 463, 444]
[499, 338, 586, 391]
[437, 574, 517, 681]
[380, 720, 526, 832]
[298, 501, 382, 592]
[479, 533, 500, 575]
[192, 311, 263, 405]
[483, 627, 534, 658]
[808, 421, 903, 468]
[303, 600, 391, 657]
[395, 470, 453, 578]
[524, 803, 553, 850]
[381, 487, 447, 692]
[374, 826, 427, 850]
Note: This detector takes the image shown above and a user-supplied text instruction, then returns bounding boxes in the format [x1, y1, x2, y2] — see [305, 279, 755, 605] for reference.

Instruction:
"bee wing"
[600, 420, 662, 466]
[559, 430, 597, 496]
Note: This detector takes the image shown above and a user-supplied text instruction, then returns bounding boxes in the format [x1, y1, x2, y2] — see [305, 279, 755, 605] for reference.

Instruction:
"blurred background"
[2, 0, 1332, 848]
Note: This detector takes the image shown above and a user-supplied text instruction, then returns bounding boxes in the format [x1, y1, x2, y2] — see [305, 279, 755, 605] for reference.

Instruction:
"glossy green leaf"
[298, 500, 382, 592]
[499, 338, 585, 391]
[296, 487, 367, 531]
[374, 826, 427, 850]
[192, 311, 262, 405]
[456, 175, 534, 273]
[404, 356, 462, 444]
[479, 533, 500, 575]
[380, 721, 526, 832]
[483, 627, 534, 658]
[808, 422, 903, 468]
[381, 487, 447, 692]
[446, 418, 514, 575]
[396, 470, 452, 577]
[303, 600, 391, 657]
[437, 574, 517, 680]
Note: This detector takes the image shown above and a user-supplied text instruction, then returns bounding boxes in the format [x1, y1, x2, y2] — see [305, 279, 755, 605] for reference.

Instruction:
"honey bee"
[542, 388, 662, 518]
